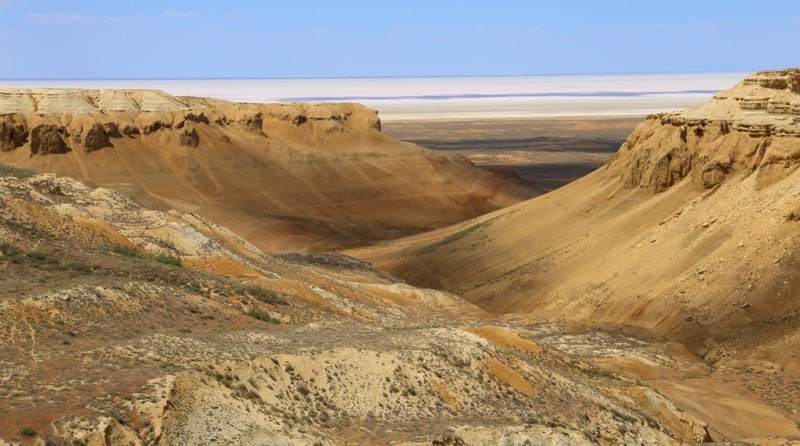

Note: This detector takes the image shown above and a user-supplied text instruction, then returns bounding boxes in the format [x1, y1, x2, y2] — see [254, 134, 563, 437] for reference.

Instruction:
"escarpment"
[0, 90, 389, 157]
[0, 88, 534, 252]
[0, 89, 397, 159]
[609, 68, 800, 192]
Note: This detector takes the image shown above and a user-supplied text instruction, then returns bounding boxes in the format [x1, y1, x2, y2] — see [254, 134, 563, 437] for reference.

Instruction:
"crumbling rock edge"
[611, 68, 800, 193]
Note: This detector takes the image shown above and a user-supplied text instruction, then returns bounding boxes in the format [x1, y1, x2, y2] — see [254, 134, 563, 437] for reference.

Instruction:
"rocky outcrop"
[140, 119, 172, 135]
[611, 69, 800, 192]
[0, 119, 27, 151]
[264, 102, 381, 135]
[30, 124, 69, 155]
[740, 68, 800, 93]
[184, 112, 209, 124]
[103, 121, 122, 138]
[215, 111, 265, 135]
[178, 124, 200, 147]
[82, 122, 113, 153]
[121, 123, 140, 137]
[626, 386, 711, 443]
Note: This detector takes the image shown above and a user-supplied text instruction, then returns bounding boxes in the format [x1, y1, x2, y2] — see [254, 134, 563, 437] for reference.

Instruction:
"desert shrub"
[232, 283, 284, 305]
[246, 309, 280, 324]
[66, 262, 92, 273]
[0, 242, 21, 257]
[25, 251, 47, 262]
[184, 280, 203, 293]
[153, 254, 182, 267]
[110, 244, 140, 257]
[1, 243, 25, 263]
[0, 163, 35, 179]
[19, 426, 36, 436]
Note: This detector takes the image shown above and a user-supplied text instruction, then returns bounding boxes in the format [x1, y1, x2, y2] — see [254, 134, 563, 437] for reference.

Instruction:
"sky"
[0, 0, 798, 79]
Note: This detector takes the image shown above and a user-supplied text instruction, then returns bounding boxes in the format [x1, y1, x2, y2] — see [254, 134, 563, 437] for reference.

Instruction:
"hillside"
[0, 165, 749, 445]
[0, 89, 533, 252]
[353, 68, 800, 374]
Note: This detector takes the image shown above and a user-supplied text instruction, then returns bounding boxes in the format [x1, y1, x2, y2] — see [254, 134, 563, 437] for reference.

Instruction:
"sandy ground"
[383, 117, 641, 193]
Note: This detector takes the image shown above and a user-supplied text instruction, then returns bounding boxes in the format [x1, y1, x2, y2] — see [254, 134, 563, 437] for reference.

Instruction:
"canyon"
[2, 70, 800, 445]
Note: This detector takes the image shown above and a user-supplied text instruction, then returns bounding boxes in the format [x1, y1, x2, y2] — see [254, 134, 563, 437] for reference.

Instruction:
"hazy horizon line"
[0, 70, 754, 82]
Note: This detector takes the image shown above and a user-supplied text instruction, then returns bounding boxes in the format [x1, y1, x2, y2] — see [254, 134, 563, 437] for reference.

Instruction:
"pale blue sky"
[1, 0, 797, 79]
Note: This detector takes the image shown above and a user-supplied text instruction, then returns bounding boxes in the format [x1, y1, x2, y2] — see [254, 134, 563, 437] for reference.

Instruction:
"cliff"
[609, 68, 800, 193]
[0, 89, 534, 252]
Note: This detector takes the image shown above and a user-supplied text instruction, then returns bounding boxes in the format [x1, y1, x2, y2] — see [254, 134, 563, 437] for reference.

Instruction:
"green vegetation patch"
[246, 309, 280, 324]
[0, 162, 36, 179]
[232, 282, 285, 305]
[153, 254, 182, 267]
[110, 244, 141, 257]
[110, 244, 182, 266]
[0, 242, 23, 262]
[19, 426, 36, 436]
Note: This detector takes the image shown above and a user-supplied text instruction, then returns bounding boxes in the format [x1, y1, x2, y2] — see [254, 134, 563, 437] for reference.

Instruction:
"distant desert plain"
[1, 69, 800, 446]
[384, 117, 640, 193]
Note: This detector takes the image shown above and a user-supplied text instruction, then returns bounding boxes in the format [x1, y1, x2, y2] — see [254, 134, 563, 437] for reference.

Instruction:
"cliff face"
[610, 68, 800, 193]
[0, 89, 534, 252]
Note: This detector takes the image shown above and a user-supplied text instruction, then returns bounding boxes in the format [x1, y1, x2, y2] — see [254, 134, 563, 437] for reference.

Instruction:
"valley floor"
[383, 117, 640, 193]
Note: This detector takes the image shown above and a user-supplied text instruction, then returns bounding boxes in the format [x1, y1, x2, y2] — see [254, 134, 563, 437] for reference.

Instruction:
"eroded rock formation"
[611, 69, 800, 192]
[82, 122, 113, 152]
[0, 118, 27, 151]
[178, 123, 200, 147]
[30, 123, 69, 155]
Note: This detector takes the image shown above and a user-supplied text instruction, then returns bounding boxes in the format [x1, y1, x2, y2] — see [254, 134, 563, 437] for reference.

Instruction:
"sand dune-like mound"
[0, 89, 533, 252]
[352, 69, 800, 368]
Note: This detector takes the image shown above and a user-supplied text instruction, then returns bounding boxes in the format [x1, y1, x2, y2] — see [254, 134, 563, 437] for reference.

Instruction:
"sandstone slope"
[0, 166, 742, 445]
[0, 89, 533, 252]
[353, 69, 800, 376]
